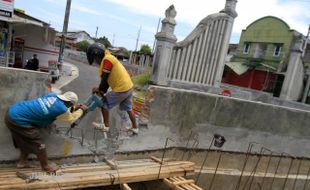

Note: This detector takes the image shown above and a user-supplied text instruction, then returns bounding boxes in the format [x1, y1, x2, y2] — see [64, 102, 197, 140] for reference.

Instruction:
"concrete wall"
[145, 85, 310, 157]
[64, 49, 88, 64]
[170, 80, 310, 111]
[0, 67, 91, 161]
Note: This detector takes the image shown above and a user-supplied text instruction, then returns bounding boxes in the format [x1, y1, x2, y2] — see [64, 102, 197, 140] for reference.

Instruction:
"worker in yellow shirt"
[92, 49, 138, 134]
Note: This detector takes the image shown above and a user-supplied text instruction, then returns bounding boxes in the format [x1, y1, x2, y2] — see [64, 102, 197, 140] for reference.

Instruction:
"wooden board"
[164, 176, 203, 190]
[0, 159, 195, 189]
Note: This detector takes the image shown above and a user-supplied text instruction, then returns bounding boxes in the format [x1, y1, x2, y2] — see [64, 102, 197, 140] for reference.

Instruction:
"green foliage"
[139, 44, 152, 55]
[76, 40, 90, 52]
[131, 67, 151, 87]
[119, 47, 130, 57]
[97, 36, 112, 48]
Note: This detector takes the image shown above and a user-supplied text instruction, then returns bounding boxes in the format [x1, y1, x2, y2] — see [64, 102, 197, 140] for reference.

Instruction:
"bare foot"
[42, 164, 59, 173]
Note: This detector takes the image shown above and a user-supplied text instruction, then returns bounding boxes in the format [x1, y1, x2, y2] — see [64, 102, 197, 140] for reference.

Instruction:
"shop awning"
[1, 14, 43, 27]
[225, 62, 249, 75]
[10, 14, 43, 27]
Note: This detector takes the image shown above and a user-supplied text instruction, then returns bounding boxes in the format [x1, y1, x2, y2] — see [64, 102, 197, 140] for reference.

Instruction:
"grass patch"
[131, 67, 151, 87]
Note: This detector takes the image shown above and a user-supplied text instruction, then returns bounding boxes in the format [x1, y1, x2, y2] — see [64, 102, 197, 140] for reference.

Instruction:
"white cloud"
[103, 0, 310, 37]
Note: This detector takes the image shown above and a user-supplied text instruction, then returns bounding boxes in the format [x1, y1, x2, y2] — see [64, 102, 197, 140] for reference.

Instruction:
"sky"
[14, 0, 310, 51]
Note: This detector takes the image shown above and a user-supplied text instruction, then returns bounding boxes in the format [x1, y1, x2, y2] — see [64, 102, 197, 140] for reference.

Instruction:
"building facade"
[55, 30, 95, 50]
[0, 3, 59, 70]
[222, 16, 308, 100]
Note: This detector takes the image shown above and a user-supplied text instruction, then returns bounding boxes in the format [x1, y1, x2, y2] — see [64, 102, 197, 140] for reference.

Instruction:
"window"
[243, 42, 250, 54]
[273, 44, 282, 56]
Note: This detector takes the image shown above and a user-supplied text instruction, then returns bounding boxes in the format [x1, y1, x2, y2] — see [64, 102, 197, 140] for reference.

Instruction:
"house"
[0, 6, 59, 70]
[222, 16, 309, 101]
[55, 33, 77, 50]
[55, 30, 95, 50]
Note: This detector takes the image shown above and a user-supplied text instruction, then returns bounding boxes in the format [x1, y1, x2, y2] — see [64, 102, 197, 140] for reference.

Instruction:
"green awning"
[225, 62, 249, 75]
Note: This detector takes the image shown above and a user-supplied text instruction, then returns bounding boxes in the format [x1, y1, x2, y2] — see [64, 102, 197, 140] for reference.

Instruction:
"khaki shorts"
[5, 113, 45, 155]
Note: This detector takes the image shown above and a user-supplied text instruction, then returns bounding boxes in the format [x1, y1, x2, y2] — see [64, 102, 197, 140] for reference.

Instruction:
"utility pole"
[112, 33, 115, 47]
[152, 17, 161, 53]
[58, 0, 72, 70]
[95, 26, 98, 39]
[135, 26, 141, 51]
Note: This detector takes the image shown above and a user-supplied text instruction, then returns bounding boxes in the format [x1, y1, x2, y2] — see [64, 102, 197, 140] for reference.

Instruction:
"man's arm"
[56, 107, 86, 124]
[98, 59, 113, 93]
[99, 72, 109, 93]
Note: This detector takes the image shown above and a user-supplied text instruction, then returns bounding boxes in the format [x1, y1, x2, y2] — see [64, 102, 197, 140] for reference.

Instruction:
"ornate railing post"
[150, 5, 177, 85]
[214, 0, 238, 87]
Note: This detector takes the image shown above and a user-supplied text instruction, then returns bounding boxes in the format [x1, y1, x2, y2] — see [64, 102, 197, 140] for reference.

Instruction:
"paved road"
[60, 58, 105, 153]
[62, 58, 100, 101]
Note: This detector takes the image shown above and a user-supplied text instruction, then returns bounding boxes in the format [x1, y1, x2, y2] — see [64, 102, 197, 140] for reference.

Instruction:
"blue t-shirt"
[8, 92, 68, 128]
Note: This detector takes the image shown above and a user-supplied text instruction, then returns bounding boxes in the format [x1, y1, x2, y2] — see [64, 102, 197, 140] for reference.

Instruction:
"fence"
[151, 0, 238, 87]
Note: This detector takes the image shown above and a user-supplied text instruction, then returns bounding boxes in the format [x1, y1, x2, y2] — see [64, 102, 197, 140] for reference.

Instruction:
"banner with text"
[0, 0, 14, 19]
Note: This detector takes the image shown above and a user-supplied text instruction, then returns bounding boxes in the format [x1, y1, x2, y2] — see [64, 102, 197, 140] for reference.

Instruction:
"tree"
[119, 47, 130, 57]
[97, 36, 112, 48]
[139, 44, 152, 55]
[76, 40, 90, 52]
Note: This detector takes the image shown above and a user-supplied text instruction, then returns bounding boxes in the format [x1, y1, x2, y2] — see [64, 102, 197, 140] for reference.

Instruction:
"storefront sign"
[0, 0, 14, 18]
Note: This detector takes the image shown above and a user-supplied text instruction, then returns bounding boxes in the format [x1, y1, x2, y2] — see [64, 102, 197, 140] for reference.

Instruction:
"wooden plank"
[150, 156, 165, 164]
[173, 179, 195, 185]
[0, 161, 195, 189]
[121, 183, 132, 190]
[103, 158, 117, 170]
[175, 177, 195, 190]
[176, 176, 203, 190]
[163, 178, 182, 190]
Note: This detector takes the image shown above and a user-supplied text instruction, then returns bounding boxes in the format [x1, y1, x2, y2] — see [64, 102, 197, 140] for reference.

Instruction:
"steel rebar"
[157, 137, 174, 179]
[181, 131, 193, 160]
[208, 150, 223, 190]
[292, 159, 302, 190]
[281, 154, 294, 190]
[302, 166, 310, 190]
[195, 136, 215, 183]
[268, 152, 285, 190]
[259, 147, 273, 190]
[234, 142, 258, 190]
[245, 147, 265, 190]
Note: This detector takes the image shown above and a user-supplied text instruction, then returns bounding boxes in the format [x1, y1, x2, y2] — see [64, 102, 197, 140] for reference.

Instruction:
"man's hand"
[92, 87, 105, 97]
[80, 104, 88, 112]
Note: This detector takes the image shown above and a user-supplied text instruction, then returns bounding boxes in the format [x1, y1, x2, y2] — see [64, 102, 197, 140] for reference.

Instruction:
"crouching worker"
[4, 91, 88, 173]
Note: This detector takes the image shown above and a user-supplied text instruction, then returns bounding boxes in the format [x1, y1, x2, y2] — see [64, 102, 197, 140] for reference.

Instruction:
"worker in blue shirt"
[5, 91, 88, 173]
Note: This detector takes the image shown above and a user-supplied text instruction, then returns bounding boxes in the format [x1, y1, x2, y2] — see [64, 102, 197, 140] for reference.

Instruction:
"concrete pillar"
[280, 33, 304, 101]
[302, 69, 310, 103]
[214, 0, 238, 87]
[150, 5, 177, 85]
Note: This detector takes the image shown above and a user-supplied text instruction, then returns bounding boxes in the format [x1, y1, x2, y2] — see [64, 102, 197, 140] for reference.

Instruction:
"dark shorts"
[4, 113, 45, 155]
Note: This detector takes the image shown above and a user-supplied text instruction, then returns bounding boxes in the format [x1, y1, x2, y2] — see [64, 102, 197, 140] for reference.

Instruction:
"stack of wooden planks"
[164, 177, 203, 190]
[0, 158, 195, 189]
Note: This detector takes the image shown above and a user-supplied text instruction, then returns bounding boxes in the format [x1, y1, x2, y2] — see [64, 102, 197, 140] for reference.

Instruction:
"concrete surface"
[142, 85, 310, 157]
